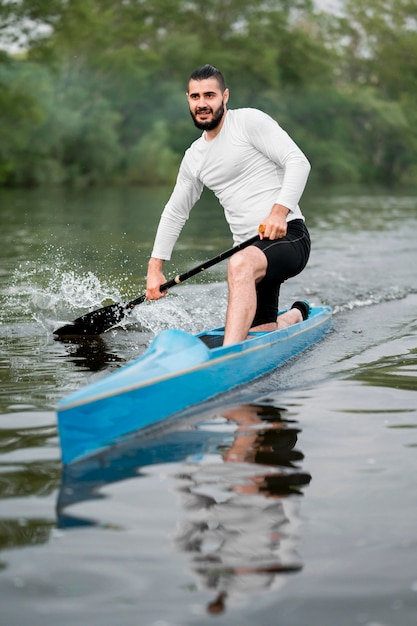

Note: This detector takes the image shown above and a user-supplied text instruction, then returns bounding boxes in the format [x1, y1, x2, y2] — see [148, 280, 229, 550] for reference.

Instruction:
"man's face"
[187, 78, 229, 131]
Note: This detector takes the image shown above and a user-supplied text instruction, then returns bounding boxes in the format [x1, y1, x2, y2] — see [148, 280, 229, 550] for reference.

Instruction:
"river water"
[1, 185, 417, 626]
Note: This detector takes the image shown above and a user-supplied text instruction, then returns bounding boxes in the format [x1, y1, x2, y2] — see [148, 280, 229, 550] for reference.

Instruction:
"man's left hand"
[259, 203, 290, 239]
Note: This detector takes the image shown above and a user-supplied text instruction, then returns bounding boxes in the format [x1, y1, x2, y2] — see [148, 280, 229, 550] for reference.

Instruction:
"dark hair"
[188, 64, 226, 92]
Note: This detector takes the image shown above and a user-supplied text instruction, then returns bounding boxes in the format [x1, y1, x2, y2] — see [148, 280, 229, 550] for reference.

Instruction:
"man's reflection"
[173, 403, 311, 614]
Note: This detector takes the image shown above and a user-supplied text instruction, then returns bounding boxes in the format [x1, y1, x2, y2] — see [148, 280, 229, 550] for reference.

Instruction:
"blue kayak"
[57, 305, 332, 465]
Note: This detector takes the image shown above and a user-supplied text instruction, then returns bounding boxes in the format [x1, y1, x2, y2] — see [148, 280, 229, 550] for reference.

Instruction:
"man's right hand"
[146, 257, 168, 300]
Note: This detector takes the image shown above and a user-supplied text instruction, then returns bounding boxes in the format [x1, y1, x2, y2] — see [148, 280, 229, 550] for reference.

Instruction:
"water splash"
[1, 247, 230, 338]
[47, 270, 121, 312]
[129, 283, 228, 336]
[3, 253, 124, 331]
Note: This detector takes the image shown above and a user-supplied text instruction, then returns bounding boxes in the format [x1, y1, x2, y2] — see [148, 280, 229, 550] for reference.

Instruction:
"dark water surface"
[1, 186, 417, 625]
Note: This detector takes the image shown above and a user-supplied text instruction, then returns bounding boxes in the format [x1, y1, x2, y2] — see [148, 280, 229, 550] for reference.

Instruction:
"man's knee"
[228, 248, 267, 281]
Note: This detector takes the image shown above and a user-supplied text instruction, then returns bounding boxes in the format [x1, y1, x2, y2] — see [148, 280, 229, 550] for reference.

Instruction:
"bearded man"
[146, 64, 311, 345]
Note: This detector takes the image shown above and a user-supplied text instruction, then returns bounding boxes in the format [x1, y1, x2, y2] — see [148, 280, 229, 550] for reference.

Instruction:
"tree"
[0, 0, 416, 186]
[326, 0, 417, 182]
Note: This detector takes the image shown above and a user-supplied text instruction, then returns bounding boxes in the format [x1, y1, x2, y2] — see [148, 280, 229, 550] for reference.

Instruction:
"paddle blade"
[54, 302, 127, 337]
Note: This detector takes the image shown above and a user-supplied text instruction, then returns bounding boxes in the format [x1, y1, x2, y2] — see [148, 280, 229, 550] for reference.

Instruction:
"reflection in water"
[57, 402, 310, 614]
[57, 424, 231, 524]
[350, 346, 417, 392]
[173, 404, 310, 614]
[0, 519, 55, 553]
[55, 336, 125, 371]
[0, 417, 60, 552]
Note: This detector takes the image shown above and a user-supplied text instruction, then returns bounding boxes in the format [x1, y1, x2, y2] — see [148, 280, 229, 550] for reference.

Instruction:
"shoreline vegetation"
[0, 0, 416, 189]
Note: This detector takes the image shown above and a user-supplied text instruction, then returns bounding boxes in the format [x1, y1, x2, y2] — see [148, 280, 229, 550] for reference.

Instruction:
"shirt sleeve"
[241, 109, 311, 212]
[151, 154, 204, 260]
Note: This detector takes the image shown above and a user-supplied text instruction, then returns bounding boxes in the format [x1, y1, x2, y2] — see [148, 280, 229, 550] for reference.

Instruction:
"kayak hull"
[57, 305, 332, 465]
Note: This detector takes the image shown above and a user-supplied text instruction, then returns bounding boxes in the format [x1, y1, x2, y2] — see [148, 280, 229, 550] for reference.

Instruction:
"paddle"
[54, 233, 261, 337]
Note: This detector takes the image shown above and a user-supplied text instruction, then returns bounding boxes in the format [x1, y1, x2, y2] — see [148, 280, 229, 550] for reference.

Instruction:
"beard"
[190, 102, 225, 131]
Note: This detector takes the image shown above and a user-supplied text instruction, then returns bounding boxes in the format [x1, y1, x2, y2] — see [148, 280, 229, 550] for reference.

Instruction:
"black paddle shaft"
[54, 234, 261, 337]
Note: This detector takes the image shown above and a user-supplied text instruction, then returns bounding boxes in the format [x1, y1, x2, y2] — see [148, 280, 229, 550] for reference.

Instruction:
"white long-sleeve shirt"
[151, 108, 311, 260]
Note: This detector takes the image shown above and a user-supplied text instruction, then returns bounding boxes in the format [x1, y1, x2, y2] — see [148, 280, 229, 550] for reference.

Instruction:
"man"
[146, 64, 311, 345]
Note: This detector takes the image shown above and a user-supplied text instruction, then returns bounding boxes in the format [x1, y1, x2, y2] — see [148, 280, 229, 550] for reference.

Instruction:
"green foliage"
[0, 60, 46, 185]
[0, 0, 416, 187]
[123, 121, 180, 185]
[0, 58, 123, 186]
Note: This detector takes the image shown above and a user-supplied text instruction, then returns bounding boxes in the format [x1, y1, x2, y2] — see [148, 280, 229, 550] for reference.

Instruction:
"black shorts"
[251, 219, 311, 327]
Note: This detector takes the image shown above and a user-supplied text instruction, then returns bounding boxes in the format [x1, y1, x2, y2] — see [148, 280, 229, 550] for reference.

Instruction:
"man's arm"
[146, 257, 167, 300]
[146, 153, 203, 300]
[243, 109, 310, 240]
[150, 156, 204, 261]
[244, 108, 311, 212]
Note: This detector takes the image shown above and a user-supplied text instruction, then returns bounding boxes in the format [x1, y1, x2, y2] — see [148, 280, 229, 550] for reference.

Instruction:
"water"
[1, 185, 417, 625]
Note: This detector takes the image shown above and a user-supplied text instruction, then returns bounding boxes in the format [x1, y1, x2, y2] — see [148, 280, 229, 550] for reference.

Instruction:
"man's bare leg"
[223, 247, 307, 345]
[277, 308, 303, 328]
[250, 307, 303, 334]
[223, 247, 267, 346]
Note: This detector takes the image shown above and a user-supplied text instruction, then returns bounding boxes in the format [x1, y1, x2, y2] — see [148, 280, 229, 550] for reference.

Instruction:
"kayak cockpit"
[197, 329, 269, 349]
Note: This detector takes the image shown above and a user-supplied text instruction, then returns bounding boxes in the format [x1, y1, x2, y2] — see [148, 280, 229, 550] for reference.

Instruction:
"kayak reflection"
[57, 401, 310, 613]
